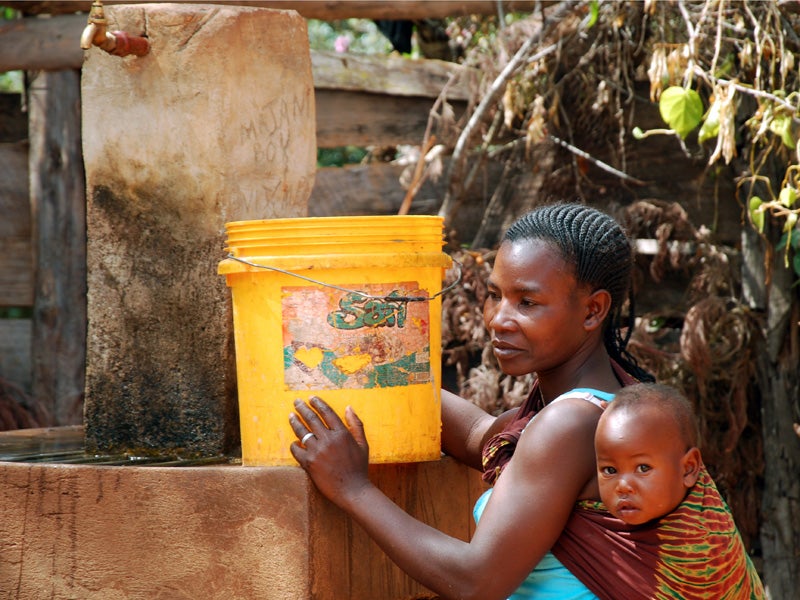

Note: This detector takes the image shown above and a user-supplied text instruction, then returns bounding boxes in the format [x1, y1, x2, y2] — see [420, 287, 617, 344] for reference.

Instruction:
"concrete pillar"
[81, 3, 316, 455]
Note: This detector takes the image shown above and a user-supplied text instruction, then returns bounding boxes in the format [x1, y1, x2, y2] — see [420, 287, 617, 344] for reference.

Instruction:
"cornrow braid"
[504, 202, 654, 383]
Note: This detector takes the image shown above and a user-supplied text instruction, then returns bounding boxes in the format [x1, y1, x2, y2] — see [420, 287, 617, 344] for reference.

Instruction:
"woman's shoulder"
[510, 390, 601, 493]
[522, 391, 604, 442]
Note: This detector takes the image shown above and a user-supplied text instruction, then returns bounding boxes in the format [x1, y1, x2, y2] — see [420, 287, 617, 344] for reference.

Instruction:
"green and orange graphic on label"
[282, 282, 431, 390]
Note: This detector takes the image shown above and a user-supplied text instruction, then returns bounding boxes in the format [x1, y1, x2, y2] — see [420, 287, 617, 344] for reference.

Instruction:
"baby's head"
[595, 383, 702, 525]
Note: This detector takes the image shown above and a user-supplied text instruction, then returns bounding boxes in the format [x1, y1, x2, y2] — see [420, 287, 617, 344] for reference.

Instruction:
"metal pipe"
[80, 0, 149, 57]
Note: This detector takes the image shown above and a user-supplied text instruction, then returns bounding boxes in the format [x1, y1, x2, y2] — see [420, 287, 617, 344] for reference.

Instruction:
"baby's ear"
[681, 447, 702, 488]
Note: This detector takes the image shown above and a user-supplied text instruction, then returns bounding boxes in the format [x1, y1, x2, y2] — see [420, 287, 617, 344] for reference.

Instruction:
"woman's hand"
[289, 396, 371, 507]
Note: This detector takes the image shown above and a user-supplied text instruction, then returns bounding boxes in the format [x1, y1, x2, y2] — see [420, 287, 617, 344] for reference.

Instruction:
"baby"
[554, 382, 766, 598]
[595, 382, 703, 525]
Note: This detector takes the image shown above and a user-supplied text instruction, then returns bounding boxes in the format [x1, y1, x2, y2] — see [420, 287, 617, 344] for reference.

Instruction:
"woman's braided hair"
[504, 202, 654, 383]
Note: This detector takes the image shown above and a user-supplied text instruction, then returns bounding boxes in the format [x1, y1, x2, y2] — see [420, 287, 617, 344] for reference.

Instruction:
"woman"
[289, 202, 650, 600]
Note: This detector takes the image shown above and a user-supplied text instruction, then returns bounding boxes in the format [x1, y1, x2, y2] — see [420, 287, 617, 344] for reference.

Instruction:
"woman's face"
[483, 239, 592, 378]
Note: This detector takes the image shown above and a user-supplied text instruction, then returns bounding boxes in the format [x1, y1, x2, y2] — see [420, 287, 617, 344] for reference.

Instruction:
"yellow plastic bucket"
[218, 215, 453, 466]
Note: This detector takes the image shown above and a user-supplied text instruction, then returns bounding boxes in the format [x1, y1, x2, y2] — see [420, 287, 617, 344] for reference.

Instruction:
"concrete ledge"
[0, 455, 485, 599]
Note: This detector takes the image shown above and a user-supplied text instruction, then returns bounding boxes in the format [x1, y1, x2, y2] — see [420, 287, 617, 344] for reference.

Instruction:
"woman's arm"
[290, 396, 600, 600]
[440, 389, 520, 470]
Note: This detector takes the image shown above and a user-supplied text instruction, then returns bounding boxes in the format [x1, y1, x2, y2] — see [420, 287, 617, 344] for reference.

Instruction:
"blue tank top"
[473, 388, 614, 600]
[473, 489, 598, 600]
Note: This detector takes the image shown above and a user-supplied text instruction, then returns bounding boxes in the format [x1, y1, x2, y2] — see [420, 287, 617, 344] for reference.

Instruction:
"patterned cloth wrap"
[552, 465, 766, 600]
[480, 362, 765, 599]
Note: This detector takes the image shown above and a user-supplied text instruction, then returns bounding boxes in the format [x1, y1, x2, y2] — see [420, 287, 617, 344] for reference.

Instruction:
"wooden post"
[0, 94, 33, 394]
[28, 69, 86, 426]
[744, 225, 800, 598]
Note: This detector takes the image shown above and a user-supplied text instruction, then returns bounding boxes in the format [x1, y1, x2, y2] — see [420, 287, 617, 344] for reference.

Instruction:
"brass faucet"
[80, 0, 150, 57]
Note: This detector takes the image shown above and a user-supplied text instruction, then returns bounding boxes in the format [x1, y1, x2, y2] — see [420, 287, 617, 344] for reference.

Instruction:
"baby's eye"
[520, 297, 537, 307]
[636, 464, 652, 473]
[600, 466, 616, 476]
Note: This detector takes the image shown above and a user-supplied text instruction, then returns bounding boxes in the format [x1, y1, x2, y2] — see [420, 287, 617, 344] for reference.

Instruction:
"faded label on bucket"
[281, 282, 431, 390]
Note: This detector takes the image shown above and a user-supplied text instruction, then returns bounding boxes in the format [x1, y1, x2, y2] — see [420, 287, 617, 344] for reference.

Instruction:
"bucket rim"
[224, 214, 445, 229]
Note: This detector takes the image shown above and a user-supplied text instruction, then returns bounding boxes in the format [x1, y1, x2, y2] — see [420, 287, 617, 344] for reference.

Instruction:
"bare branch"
[437, 41, 558, 221]
[548, 135, 649, 185]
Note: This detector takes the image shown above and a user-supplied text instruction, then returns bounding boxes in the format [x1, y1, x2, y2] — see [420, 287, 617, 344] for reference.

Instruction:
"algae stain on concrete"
[85, 183, 238, 457]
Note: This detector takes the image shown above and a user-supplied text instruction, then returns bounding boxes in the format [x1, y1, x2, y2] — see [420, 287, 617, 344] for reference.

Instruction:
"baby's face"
[595, 406, 694, 525]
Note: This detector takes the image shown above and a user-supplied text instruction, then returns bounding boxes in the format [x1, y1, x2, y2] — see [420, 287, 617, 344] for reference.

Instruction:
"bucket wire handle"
[226, 254, 462, 302]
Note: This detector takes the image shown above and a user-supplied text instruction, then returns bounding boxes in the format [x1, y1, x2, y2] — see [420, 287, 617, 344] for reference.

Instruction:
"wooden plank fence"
[0, 93, 32, 393]
[0, 3, 745, 425]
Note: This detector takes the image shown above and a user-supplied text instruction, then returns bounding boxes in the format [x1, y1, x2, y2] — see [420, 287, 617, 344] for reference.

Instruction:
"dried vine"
[436, 0, 800, 555]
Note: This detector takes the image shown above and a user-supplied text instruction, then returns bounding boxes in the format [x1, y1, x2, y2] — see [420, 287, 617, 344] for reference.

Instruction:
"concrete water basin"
[0, 426, 483, 600]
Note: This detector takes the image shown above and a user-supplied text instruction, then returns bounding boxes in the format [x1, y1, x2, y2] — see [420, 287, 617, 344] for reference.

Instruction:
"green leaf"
[749, 196, 765, 233]
[780, 187, 798, 208]
[585, 0, 600, 29]
[769, 115, 797, 149]
[791, 228, 800, 249]
[783, 213, 798, 268]
[778, 229, 800, 251]
[698, 99, 721, 144]
[781, 128, 795, 149]
[659, 87, 704, 139]
[793, 251, 800, 279]
[714, 53, 735, 78]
